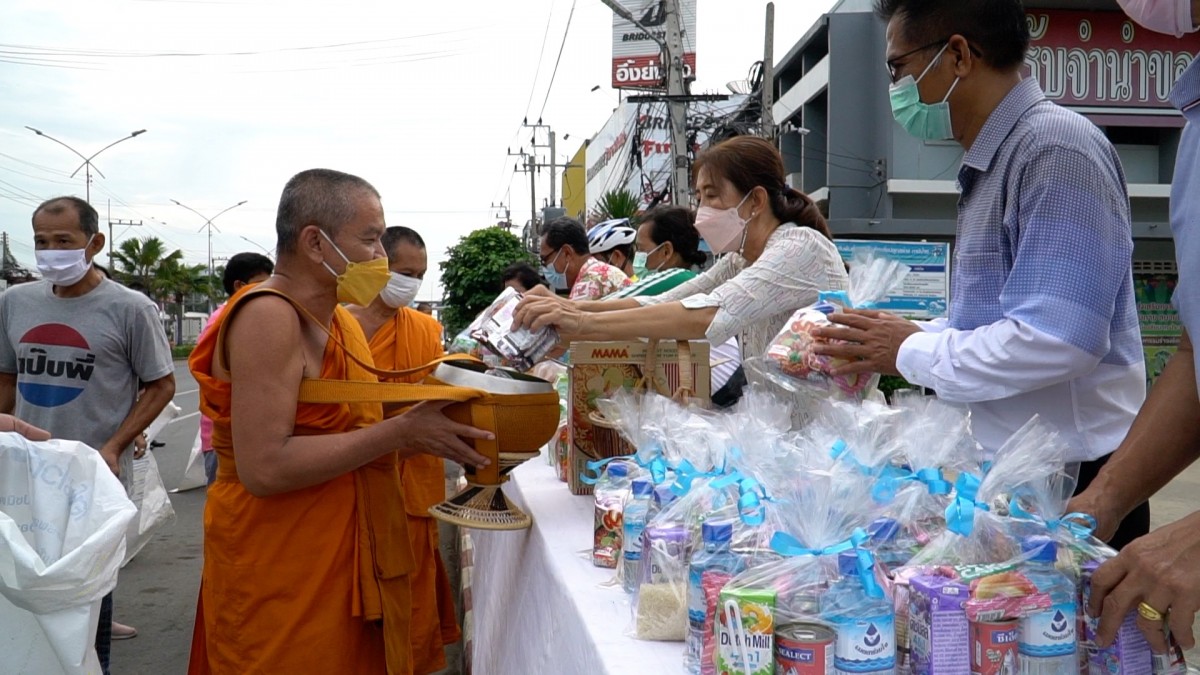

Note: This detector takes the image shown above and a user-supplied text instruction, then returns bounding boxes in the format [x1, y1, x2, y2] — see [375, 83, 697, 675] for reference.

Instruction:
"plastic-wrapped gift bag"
[762, 251, 910, 400]
[0, 433, 137, 675]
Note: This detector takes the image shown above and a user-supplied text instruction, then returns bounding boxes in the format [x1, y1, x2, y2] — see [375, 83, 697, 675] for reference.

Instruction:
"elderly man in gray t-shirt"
[0, 196, 175, 675]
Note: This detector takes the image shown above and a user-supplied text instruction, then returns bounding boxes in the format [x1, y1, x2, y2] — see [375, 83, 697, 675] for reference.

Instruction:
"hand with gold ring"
[1087, 511, 1200, 653]
[1137, 601, 1165, 622]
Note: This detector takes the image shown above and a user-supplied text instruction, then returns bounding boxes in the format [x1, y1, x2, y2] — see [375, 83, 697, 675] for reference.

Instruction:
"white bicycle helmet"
[587, 218, 638, 254]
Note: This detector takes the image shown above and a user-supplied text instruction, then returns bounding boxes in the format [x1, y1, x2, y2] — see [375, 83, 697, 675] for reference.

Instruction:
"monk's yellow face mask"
[320, 230, 391, 306]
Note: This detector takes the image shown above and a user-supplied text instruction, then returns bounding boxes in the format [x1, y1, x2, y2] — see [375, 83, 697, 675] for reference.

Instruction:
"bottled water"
[822, 552, 897, 674]
[621, 479, 653, 594]
[685, 520, 744, 674]
[1018, 537, 1078, 675]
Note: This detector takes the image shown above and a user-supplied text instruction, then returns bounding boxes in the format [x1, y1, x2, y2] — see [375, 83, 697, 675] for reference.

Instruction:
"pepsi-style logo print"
[17, 323, 96, 407]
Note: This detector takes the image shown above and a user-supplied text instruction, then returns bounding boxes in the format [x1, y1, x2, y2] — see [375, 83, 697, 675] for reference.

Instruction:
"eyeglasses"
[539, 248, 561, 266]
[886, 39, 948, 83]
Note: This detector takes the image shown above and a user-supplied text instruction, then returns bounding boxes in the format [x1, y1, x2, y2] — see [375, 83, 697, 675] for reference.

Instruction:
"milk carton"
[909, 575, 971, 674]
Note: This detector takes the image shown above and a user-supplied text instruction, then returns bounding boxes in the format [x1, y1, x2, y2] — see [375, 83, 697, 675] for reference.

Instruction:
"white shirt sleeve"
[895, 318, 1102, 403]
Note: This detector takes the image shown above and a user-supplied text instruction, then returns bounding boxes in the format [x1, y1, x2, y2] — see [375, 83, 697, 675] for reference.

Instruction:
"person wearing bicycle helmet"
[587, 218, 638, 278]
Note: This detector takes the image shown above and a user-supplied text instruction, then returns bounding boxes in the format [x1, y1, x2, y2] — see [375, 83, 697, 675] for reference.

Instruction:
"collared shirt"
[637, 224, 849, 359]
[569, 257, 630, 301]
[1170, 57, 1200, 380]
[896, 78, 1145, 462]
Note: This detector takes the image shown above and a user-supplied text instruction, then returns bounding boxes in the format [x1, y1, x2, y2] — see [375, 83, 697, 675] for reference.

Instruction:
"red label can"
[971, 619, 1020, 675]
[776, 623, 835, 675]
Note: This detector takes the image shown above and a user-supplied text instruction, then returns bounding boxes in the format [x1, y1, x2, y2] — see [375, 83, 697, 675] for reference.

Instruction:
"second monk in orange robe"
[349, 226, 462, 674]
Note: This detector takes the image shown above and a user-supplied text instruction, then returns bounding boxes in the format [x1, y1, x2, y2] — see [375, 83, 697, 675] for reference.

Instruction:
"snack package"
[762, 251, 910, 399]
[469, 287, 559, 370]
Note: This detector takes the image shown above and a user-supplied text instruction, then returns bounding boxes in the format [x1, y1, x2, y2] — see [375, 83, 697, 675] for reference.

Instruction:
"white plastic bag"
[0, 433, 137, 675]
[122, 450, 175, 566]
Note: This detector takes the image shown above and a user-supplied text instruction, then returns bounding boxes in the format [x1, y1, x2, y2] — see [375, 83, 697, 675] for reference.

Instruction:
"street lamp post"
[25, 127, 147, 204]
[170, 199, 248, 314]
[238, 235, 275, 257]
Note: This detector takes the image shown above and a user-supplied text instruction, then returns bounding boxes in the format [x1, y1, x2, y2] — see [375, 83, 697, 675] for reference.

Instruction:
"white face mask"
[36, 235, 96, 287]
[1117, 0, 1198, 36]
[378, 272, 422, 309]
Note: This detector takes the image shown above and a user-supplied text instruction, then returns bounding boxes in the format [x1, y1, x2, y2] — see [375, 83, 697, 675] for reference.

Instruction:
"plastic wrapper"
[627, 476, 736, 644]
[762, 251, 910, 399]
[871, 392, 983, 569]
[469, 287, 559, 370]
[712, 449, 891, 675]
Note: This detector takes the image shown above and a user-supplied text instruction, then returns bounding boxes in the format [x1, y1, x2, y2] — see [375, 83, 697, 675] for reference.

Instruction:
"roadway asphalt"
[104, 360, 1200, 673]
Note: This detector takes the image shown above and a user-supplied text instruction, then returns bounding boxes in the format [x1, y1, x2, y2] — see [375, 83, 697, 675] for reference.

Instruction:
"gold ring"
[1138, 601, 1165, 622]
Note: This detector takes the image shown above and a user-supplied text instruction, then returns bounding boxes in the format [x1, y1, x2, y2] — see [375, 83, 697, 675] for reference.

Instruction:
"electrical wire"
[537, 0, 576, 121]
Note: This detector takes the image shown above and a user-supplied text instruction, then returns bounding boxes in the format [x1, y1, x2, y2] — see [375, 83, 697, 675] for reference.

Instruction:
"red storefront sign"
[1023, 10, 1200, 108]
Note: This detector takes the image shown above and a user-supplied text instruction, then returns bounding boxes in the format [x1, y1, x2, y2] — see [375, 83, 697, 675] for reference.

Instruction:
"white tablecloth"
[471, 451, 683, 675]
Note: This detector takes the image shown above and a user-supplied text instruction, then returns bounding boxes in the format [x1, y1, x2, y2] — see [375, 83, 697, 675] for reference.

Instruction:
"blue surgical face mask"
[889, 43, 960, 141]
[541, 249, 568, 291]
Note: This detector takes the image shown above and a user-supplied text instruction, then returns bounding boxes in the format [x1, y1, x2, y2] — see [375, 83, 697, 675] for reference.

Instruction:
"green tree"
[156, 258, 211, 343]
[112, 236, 177, 294]
[439, 226, 534, 335]
[590, 188, 641, 222]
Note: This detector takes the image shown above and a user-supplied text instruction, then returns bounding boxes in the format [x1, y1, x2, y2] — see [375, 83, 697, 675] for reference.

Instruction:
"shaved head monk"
[187, 169, 490, 674]
[348, 226, 460, 674]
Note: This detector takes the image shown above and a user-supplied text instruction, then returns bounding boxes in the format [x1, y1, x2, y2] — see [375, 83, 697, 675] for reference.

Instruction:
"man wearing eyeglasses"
[815, 0, 1149, 548]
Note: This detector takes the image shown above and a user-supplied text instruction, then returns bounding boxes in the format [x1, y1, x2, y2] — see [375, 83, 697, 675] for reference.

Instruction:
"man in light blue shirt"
[1071, 0, 1200, 656]
[815, 0, 1149, 548]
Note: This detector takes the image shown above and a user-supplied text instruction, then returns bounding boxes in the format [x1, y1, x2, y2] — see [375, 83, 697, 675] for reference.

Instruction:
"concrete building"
[771, 0, 1200, 382]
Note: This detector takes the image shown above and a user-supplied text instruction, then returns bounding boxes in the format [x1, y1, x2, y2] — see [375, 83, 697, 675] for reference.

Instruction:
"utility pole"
[524, 120, 560, 207]
[600, 0, 690, 205]
[509, 147, 538, 248]
[663, 0, 690, 205]
[762, 3, 776, 141]
[490, 201, 513, 230]
[170, 199, 248, 314]
[107, 218, 143, 269]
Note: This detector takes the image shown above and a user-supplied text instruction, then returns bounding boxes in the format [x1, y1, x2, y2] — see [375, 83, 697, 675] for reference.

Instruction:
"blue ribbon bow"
[872, 465, 953, 504]
[769, 527, 884, 599]
[712, 470, 770, 527]
[945, 472, 990, 537]
[579, 457, 623, 486]
[670, 459, 725, 497]
[1008, 500, 1098, 540]
[818, 290, 878, 310]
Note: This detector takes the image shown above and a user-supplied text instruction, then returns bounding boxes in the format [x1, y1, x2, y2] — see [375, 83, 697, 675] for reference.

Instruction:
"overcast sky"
[1, 0, 837, 302]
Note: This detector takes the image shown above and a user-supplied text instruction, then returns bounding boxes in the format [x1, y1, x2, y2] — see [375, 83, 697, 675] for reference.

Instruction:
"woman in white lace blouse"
[514, 136, 848, 361]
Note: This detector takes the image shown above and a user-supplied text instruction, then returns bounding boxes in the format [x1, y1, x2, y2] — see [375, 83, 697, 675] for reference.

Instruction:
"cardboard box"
[566, 340, 711, 495]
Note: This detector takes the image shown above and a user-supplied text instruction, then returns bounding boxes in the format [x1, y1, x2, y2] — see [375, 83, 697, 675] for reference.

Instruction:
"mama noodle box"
[909, 575, 971, 674]
[567, 341, 711, 495]
[716, 586, 777, 675]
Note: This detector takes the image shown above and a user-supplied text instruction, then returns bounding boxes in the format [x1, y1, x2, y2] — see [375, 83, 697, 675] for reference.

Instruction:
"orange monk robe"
[187, 288, 415, 675]
[368, 307, 462, 674]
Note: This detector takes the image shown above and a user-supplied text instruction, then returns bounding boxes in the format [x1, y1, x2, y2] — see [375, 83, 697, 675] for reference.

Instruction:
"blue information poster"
[834, 239, 951, 319]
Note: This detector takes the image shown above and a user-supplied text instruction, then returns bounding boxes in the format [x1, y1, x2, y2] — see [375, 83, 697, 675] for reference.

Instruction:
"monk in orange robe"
[349, 226, 461, 674]
[187, 169, 490, 675]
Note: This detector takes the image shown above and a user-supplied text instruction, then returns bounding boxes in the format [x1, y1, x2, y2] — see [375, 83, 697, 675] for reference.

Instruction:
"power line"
[524, 0, 557, 121]
[537, 0, 577, 121]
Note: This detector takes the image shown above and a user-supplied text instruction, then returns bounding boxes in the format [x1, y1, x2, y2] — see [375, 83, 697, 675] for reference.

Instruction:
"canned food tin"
[776, 623, 835, 675]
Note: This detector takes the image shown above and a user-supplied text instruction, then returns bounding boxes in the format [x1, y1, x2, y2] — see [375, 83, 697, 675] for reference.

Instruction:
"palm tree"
[156, 259, 210, 343]
[113, 236, 177, 295]
[590, 188, 641, 223]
